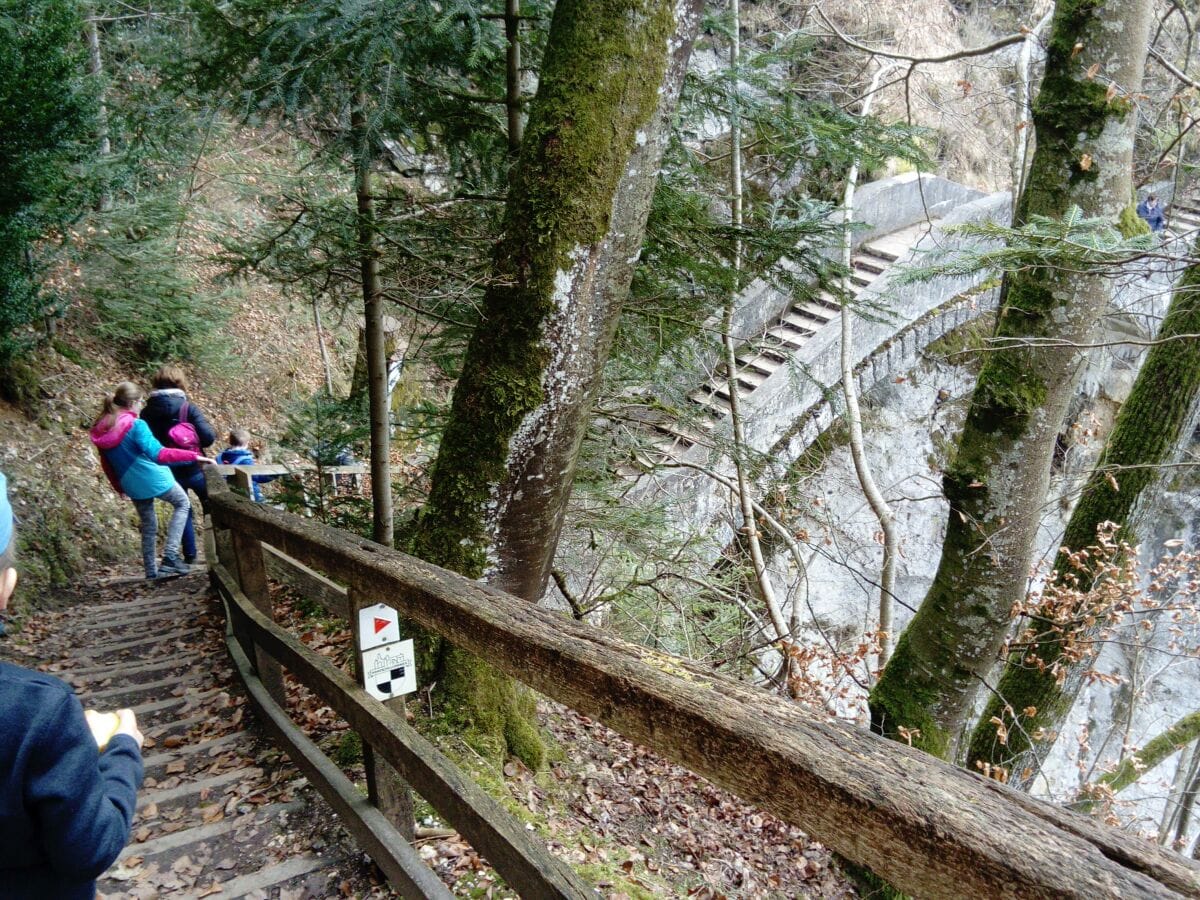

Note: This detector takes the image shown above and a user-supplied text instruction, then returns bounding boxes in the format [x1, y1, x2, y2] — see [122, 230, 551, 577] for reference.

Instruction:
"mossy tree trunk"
[407, 0, 703, 768]
[1073, 709, 1200, 812]
[966, 242, 1200, 784]
[869, 0, 1154, 760]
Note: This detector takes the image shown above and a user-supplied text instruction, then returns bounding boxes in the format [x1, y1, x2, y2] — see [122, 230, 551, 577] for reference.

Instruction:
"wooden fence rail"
[202, 469, 1200, 899]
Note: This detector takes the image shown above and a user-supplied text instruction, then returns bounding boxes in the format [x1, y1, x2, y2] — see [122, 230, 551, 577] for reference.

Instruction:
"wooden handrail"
[218, 595, 455, 900]
[211, 558, 590, 898]
[212, 463, 373, 476]
[203, 471, 1200, 899]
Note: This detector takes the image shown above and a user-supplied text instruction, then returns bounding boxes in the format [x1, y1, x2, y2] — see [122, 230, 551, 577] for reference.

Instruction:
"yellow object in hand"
[85, 709, 121, 750]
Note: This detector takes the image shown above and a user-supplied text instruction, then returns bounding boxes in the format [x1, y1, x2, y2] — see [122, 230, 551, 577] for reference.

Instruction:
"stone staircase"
[1170, 196, 1200, 236]
[644, 220, 936, 455]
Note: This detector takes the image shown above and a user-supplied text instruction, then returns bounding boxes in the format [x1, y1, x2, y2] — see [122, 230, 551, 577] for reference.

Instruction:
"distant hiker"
[90, 382, 214, 579]
[141, 365, 216, 565]
[0, 472, 146, 900]
[1137, 194, 1165, 233]
[217, 428, 278, 502]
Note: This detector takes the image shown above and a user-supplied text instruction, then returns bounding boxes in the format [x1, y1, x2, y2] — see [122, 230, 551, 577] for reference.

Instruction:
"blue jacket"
[217, 446, 277, 502]
[0, 662, 143, 899]
[90, 412, 200, 500]
[0, 471, 11, 557]
[141, 389, 216, 481]
[1137, 199, 1165, 232]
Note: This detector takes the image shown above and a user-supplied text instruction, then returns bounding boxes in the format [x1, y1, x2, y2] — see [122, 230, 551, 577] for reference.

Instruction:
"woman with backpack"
[90, 382, 215, 579]
[141, 366, 216, 565]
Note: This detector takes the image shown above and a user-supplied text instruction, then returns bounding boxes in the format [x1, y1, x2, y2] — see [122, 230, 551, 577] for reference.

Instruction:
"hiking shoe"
[160, 557, 190, 576]
[183, 555, 197, 565]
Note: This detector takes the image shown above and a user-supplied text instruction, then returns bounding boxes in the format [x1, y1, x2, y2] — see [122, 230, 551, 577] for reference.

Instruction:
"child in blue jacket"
[217, 428, 277, 502]
[0, 472, 146, 899]
[90, 382, 215, 578]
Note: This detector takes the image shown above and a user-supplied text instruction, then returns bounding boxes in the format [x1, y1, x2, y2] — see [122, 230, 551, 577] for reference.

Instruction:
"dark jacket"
[0, 662, 143, 899]
[1137, 199, 1165, 232]
[142, 388, 216, 480]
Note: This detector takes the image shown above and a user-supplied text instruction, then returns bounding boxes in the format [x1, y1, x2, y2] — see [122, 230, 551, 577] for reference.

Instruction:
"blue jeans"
[132, 483, 190, 577]
[174, 468, 209, 562]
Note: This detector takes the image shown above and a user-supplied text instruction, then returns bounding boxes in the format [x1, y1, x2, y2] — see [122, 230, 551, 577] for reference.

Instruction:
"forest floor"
[271, 585, 857, 899]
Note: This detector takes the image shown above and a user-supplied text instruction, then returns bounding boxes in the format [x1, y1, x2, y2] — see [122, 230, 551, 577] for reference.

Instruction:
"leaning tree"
[408, 0, 704, 767]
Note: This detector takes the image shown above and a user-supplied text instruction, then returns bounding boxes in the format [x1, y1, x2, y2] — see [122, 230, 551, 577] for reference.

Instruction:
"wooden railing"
[202, 469, 1200, 899]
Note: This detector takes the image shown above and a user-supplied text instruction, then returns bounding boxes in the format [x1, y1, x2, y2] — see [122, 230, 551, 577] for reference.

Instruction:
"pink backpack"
[168, 401, 201, 453]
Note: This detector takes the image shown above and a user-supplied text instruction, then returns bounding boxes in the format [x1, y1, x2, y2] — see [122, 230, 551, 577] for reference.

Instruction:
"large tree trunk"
[352, 105, 394, 548]
[869, 0, 1154, 760]
[966, 243, 1200, 783]
[408, 0, 703, 766]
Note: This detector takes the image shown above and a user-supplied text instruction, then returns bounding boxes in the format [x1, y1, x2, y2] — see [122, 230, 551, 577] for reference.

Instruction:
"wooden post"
[234, 466, 254, 500]
[230, 529, 286, 707]
[348, 587, 416, 841]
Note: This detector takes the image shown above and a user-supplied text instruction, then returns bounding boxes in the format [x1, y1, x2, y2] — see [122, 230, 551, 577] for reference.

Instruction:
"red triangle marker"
[374, 617, 390, 634]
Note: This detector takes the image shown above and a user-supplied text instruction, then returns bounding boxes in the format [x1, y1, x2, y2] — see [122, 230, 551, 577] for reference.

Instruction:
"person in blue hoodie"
[141, 365, 217, 565]
[217, 428, 278, 502]
[1136, 194, 1166, 233]
[90, 381, 214, 579]
[0, 471, 146, 899]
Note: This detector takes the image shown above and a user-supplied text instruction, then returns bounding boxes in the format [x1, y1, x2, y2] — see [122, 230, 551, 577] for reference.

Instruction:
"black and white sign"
[361, 639, 416, 701]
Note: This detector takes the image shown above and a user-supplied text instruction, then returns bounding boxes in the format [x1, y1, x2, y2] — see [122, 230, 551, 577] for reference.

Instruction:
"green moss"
[331, 731, 363, 767]
[432, 646, 548, 771]
[967, 243, 1200, 775]
[868, 631, 953, 758]
[839, 857, 912, 900]
[1117, 203, 1151, 238]
[0, 355, 42, 417]
[925, 312, 994, 360]
[1019, 0, 1130, 221]
[411, 0, 676, 576]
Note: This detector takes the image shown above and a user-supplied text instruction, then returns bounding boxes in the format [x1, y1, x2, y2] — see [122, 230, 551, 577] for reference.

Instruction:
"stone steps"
[644, 223, 934, 457]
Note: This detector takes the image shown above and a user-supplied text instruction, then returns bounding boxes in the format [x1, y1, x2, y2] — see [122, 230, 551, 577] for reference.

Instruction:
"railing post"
[234, 466, 254, 500]
[230, 528, 287, 707]
[348, 586, 416, 842]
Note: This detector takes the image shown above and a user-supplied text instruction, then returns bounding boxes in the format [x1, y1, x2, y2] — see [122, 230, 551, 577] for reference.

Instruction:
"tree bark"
[966, 243, 1200, 781]
[1161, 740, 1199, 845]
[352, 104, 394, 548]
[839, 63, 898, 670]
[408, 0, 704, 766]
[312, 298, 335, 397]
[869, 0, 1154, 760]
[85, 14, 111, 212]
[504, 0, 522, 153]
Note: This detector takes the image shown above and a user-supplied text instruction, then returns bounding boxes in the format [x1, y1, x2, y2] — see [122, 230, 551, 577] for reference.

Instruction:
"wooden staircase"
[7, 572, 373, 899]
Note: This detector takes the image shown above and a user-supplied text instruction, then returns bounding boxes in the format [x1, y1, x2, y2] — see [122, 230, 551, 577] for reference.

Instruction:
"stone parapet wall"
[632, 189, 1012, 548]
[685, 174, 989, 383]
